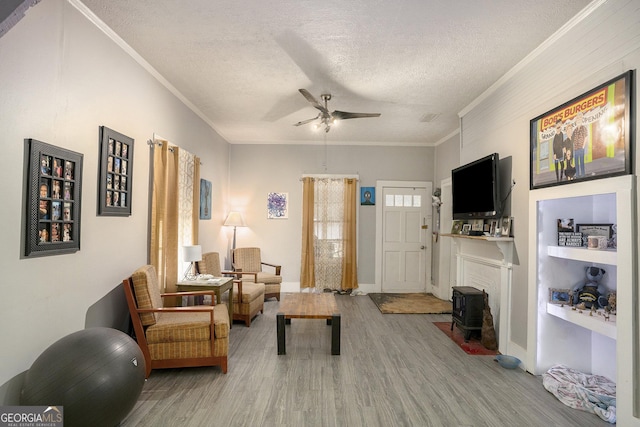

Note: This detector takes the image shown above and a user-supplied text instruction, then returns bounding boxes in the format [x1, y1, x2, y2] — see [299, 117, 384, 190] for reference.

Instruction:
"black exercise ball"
[21, 327, 145, 427]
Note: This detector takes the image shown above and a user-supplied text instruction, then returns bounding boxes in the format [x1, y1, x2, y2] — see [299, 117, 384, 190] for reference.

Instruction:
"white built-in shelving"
[547, 245, 617, 265]
[527, 174, 638, 424]
[544, 244, 618, 338]
[545, 303, 616, 339]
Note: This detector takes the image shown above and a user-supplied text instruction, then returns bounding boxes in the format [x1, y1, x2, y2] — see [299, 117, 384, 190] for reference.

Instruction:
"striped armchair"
[122, 265, 229, 378]
[232, 247, 282, 301]
[197, 252, 265, 327]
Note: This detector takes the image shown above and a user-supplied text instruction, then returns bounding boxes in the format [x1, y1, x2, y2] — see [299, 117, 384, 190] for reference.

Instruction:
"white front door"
[380, 183, 432, 293]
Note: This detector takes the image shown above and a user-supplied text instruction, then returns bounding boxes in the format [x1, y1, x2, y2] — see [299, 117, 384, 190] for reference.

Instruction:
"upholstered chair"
[122, 265, 229, 377]
[197, 252, 265, 327]
[232, 247, 282, 301]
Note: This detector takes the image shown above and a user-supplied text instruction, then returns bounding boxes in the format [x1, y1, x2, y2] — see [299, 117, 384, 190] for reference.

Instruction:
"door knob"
[421, 245, 425, 250]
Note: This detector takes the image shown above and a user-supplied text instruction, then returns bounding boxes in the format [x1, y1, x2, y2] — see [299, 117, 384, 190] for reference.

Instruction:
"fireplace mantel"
[443, 234, 514, 355]
[441, 234, 514, 267]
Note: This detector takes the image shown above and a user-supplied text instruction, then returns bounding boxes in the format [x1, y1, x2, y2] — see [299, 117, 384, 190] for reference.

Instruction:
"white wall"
[0, 0, 230, 396]
[434, 133, 461, 185]
[229, 143, 435, 288]
[431, 132, 460, 294]
[458, 0, 640, 351]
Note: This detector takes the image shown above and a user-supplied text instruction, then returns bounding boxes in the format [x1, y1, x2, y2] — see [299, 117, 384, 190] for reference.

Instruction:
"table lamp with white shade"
[182, 245, 202, 280]
[223, 211, 247, 250]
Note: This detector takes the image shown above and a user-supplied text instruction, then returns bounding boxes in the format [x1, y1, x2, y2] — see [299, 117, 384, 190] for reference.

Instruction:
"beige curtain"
[150, 142, 200, 306]
[150, 142, 179, 297]
[300, 177, 315, 289]
[341, 178, 358, 290]
[300, 176, 358, 292]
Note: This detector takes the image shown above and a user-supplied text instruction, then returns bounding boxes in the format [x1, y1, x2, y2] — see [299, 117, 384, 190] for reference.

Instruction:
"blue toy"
[571, 266, 608, 309]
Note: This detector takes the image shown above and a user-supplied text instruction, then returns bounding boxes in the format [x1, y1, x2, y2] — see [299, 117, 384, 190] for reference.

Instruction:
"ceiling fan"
[293, 89, 381, 133]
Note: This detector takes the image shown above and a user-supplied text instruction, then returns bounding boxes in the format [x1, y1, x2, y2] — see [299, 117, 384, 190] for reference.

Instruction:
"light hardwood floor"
[121, 294, 609, 427]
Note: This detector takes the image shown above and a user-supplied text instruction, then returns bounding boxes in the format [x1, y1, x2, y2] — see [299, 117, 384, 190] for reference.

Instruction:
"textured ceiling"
[79, 0, 592, 146]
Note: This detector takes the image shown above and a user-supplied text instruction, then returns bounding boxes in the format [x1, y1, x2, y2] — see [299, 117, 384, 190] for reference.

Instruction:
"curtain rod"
[301, 173, 359, 180]
[147, 139, 202, 164]
[147, 139, 174, 152]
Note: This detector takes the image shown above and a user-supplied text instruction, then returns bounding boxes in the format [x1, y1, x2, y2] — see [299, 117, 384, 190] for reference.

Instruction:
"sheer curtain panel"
[300, 176, 358, 292]
[177, 148, 201, 273]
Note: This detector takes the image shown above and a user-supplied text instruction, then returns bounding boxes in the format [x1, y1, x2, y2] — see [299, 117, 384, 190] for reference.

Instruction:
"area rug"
[433, 322, 498, 356]
[369, 293, 452, 314]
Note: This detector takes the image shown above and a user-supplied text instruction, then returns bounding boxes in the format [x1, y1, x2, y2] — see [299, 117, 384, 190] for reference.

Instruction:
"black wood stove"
[451, 286, 485, 341]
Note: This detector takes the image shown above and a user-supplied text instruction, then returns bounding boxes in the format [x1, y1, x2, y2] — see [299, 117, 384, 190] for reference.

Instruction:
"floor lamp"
[182, 245, 202, 280]
[224, 211, 247, 251]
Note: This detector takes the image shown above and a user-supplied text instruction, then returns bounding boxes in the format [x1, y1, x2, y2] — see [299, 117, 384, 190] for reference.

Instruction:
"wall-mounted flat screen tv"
[451, 153, 501, 219]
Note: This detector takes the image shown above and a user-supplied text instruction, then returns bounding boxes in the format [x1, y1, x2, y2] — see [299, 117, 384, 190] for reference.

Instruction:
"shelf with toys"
[545, 303, 616, 340]
[544, 219, 618, 340]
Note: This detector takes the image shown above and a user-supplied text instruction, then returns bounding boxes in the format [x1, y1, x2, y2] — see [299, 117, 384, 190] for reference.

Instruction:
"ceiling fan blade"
[299, 89, 329, 114]
[293, 114, 320, 126]
[332, 110, 381, 120]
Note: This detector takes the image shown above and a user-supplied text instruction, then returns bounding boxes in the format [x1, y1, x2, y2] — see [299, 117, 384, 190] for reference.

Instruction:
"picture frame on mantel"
[24, 138, 83, 257]
[499, 217, 512, 237]
[98, 126, 134, 216]
[530, 70, 634, 190]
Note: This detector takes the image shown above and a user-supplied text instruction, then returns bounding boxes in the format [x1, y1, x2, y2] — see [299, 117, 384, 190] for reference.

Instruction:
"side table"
[176, 277, 234, 328]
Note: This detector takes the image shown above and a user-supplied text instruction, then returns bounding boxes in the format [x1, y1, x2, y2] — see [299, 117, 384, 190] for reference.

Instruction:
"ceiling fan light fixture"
[294, 89, 380, 134]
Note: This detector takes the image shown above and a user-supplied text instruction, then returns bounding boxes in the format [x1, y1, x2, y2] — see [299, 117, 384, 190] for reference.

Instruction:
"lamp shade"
[223, 211, 247, 227]
[182, 245, 202, 262]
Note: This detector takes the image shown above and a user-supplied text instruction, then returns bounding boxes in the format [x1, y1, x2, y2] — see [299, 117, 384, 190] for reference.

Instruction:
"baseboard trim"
[281, 282, 377, 294]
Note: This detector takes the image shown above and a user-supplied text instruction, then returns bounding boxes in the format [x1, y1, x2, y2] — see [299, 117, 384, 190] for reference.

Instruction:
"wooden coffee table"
[276, 293, 341, 355]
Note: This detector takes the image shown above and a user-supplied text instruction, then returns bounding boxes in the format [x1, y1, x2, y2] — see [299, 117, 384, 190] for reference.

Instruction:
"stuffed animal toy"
[571, 266, 608, 309]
